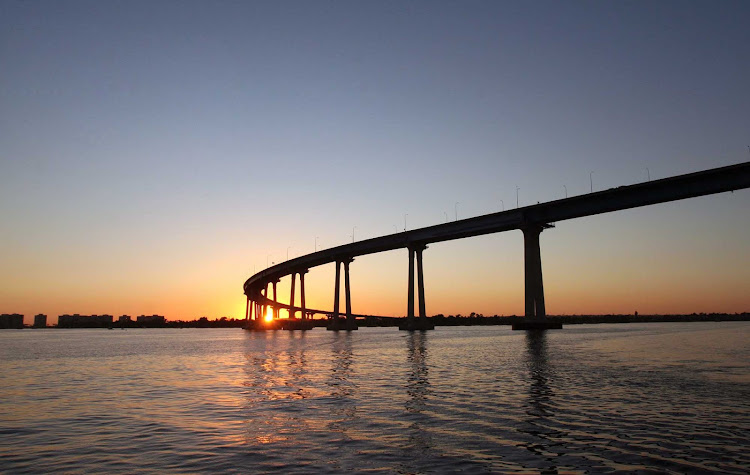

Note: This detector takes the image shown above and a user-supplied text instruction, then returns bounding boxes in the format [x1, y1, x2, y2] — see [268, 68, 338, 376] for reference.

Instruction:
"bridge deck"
[245, 161, 750, 294]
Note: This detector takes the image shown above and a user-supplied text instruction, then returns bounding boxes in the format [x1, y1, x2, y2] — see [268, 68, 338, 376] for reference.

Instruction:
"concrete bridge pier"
[263, 283, 270, 321]
[513, 224, 562, 330]
[272, 279, 280, 320]
[256, 290, 266, 322]
[245, 299, 260, 330]
[343, 259, 357, 330]
[329, 260, 341, 329]
[244, 296, 254, 330]
[334, 261, 340, 319]
[400, 244, 434, 331]
[328, 259, 358, 331]
[278, 270, 314, 330]
[300, 270, 308, 320]
[289, 273, 297, 319]
[327, 262, 344, 330]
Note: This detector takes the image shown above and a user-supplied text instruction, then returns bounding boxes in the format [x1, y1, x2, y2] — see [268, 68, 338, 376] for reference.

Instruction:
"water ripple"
[1, 323, 749, 473]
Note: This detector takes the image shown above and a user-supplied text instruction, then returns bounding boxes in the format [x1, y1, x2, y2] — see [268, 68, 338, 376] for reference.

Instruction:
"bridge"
[244, 161, 750, 331]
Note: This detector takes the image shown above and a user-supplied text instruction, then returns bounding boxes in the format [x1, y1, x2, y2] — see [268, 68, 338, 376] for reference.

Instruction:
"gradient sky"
[2, 1, 748, 324]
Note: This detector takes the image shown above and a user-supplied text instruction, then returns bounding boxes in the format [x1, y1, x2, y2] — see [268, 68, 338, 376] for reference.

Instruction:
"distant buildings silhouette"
[33, 314, 47, 328]
[0, 314, 24, 329]
[58, 314, 113, 328]
[1, 312, 748, 330]
[136, 315, 166, 326]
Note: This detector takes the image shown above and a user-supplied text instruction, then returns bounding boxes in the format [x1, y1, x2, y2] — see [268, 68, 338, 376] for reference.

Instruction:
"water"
[1, 323, 748, 473]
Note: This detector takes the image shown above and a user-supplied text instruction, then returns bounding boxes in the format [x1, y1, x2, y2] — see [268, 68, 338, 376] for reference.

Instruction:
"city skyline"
[2, 1, 749, 323]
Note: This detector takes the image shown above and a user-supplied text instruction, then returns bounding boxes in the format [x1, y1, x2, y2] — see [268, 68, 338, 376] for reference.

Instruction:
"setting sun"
[264, 308, 273, 322]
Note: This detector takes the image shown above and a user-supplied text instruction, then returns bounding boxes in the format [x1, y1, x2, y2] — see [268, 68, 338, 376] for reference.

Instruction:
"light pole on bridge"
[454, 202, 459, 221]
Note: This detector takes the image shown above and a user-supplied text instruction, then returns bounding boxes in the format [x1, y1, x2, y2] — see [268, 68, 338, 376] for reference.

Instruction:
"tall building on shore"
[33, 314, 47, 328]
[0, 314, 24, 329]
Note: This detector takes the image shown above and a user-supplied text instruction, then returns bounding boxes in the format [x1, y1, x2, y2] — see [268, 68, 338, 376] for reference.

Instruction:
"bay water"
[1, 323, 748, 473]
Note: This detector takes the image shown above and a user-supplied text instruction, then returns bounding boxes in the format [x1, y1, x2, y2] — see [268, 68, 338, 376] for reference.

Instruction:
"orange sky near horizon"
[4, 194, 748, 326]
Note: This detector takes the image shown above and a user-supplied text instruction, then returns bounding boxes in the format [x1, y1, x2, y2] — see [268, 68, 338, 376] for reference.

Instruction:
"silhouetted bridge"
[244, 161, 750, 331]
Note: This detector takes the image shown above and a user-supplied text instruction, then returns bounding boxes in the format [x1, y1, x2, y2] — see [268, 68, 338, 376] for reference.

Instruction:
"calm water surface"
[1, 323, 749, 473]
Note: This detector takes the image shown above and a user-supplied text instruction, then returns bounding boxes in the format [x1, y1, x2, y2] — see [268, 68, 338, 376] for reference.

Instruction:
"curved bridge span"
[244, 161, 750, 331]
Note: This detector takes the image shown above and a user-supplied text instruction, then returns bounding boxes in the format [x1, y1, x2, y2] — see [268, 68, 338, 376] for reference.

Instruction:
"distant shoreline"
[428, 313, 750, 326]
[351, 313, 750, 327]
[4, 313, 748, 329]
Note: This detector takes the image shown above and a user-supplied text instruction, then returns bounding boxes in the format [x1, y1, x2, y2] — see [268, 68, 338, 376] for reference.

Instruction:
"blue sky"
[1, 1, 748, 321]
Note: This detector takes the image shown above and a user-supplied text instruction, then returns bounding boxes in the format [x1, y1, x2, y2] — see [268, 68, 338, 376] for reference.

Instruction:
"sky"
[1, 0, 748, 324]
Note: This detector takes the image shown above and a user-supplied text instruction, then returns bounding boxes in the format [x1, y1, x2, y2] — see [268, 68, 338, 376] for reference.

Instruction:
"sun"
[264, 308, 273, 322]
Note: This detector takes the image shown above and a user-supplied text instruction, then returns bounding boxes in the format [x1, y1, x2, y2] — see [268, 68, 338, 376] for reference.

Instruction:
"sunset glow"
[264, 309, 273, 323]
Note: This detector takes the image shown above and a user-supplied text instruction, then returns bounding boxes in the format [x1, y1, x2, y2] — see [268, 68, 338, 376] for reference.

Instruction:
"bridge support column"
[344, 259, 357, 330]
[514, 224, 561, 330]
[272, 280, 279, 320]
[328, 261, 342, 330]
[261, 286, 267, 323]
[524, 225, 545, 319]
[300, 270, 308, 321]
[417, 246, 427, 320]
[290, 273, 296, 319]
[400, 244, 434, 331]
[249, 300, 261, 330]
[408, 247, 415, 319]
[333, 261, 341, 316]
[245, 298, 254, 329]
[328, 259, 357, 330]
